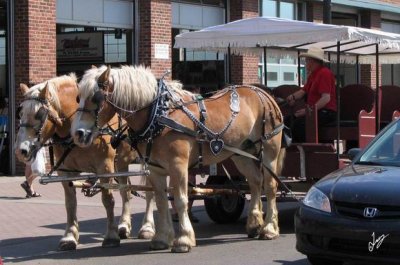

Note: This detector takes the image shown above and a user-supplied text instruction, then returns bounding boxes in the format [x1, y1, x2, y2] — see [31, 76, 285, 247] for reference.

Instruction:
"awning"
[332, 0, 400, 14]
[174, 17, 400, 64]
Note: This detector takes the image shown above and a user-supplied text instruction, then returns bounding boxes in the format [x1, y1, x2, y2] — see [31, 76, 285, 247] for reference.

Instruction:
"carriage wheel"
[204, 175, 245, 224]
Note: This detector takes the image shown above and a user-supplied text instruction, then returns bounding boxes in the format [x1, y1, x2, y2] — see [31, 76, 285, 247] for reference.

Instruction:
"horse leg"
[170, 164, 195, 253]
[100, 177, 120, 247]
[259, 147, 282, 240]
[231, 156, 264, 238]
[138, 177, 155, 239]
[117, 176, 132, 239]
[149, 173, 174, 250]
[58, 180, 79, 251]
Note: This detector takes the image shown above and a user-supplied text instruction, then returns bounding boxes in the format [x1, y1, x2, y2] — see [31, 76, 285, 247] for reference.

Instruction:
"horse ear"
[98, 66, 112, 91]
[39, 82, 50, 100]
[20, 83, 30, 95]
[91, 65, 97, 69]
[98, 66, 111, 84]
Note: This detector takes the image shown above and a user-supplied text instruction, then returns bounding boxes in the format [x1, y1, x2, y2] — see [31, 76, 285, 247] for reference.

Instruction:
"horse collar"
[128, 79, 169, 144]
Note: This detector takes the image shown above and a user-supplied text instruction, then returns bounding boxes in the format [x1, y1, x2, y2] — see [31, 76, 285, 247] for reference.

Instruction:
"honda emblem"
[364, 207, 378, 218]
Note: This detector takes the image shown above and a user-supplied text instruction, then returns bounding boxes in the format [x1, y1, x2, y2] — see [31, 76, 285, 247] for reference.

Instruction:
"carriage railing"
[40, 169, 304, 202]
[39, 170, 150, 184]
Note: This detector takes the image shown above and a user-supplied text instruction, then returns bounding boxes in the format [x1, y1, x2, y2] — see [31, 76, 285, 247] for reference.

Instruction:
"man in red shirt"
[285, 46, 337, 142]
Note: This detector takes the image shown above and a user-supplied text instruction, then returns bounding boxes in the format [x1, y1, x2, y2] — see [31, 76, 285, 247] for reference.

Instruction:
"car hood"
[315, 165, 400, 206]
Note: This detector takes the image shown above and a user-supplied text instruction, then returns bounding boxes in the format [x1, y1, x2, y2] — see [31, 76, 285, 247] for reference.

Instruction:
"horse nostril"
[21, 149, 28, 156]
[75, 129, 85, 140]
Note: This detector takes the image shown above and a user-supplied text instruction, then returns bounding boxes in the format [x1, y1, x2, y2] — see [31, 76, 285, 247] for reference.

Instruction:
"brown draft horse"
[71, 65, 286, 253]
[13, 74, 148, 250]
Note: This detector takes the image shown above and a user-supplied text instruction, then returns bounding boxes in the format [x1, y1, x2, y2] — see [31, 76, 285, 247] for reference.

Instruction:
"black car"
[295, 119, 400, 265]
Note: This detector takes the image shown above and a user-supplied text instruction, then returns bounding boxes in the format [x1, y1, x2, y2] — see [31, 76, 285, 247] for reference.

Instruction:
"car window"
[358, 120, 400, 166]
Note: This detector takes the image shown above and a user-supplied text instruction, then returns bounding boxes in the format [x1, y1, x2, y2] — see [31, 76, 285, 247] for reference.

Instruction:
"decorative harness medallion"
[210, 138, 225, 155]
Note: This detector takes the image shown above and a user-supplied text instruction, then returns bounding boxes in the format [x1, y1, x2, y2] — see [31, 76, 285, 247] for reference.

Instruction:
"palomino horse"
[14, 74, 153, 250]
[71, 65, 285, 253]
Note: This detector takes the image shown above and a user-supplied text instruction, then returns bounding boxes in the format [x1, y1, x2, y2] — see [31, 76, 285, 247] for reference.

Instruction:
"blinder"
[35, 107, 49, 122]
[16, 105, 22, 118]
[92, 90, 105, 105]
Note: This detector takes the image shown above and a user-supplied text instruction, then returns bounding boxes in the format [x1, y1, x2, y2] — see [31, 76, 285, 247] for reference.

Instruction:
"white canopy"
[174, 17, 400, 64]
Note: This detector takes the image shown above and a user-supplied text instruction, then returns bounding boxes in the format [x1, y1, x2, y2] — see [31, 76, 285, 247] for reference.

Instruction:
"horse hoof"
[247, 228, 261, 238]
[171, 245, 191, 253]
[58, 240, 77, 251]
[118, 227, 130, 240]
[150, 240, 169, 250]
[102, 238, 120, 248]
[259, 233, 279, 240]
[138, 230, 155, 240]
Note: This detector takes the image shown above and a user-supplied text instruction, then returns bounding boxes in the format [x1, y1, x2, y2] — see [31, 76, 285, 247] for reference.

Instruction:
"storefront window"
[259, 0, 305, 87]
[0, 0, 8, 175]
[261, 0, 277, 17]
[56, 25, 132, 75]
[381, 20, 400, 86]
[260, 0, 301, 20]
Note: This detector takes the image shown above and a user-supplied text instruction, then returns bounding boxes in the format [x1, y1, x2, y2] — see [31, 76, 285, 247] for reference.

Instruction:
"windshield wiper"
[355, 161, 384, 166]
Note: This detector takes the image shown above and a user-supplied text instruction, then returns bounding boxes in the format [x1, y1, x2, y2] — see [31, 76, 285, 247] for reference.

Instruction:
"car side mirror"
[347, 148, 361, 161]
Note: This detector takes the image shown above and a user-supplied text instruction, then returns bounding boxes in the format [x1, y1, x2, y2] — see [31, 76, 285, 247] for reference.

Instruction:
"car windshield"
[357, 119, 400, 167]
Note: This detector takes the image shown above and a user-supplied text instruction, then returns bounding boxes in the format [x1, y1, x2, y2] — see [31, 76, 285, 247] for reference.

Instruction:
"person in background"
[285, 46, 337, 142]
[20, 148, 46, 198]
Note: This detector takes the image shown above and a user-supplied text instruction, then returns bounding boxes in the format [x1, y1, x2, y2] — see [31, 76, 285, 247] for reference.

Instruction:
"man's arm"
[314, 93, 330, 110]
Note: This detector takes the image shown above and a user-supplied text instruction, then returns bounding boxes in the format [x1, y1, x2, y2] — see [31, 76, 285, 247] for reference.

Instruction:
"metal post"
[7, 0, 16, 175]
[356, 55, 360, 84]
[375, 44, 380, 133]
[134, 0, 139, 65]
[263, 46, 267, 87]
[323, 0, 332, 24]
[336, 41, 341, 161]
[226, 46, 231, 84]
[297, 50, 301, 86]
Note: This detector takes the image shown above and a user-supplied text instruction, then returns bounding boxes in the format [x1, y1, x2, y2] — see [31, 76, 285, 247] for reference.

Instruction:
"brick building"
[1, 0, 400, 175]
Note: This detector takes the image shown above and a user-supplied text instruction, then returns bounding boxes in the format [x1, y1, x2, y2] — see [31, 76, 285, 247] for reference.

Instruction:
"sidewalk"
[0, 175, 152, 263]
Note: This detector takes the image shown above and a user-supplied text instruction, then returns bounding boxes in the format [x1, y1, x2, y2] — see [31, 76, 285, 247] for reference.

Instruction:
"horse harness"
[18, 97, 62, 148]
[97, 75, 285, 172]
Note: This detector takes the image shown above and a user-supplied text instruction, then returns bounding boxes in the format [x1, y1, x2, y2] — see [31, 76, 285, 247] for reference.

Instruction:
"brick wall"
[138, 0, 172, 79]
[15, 0, 57, 174]
[360, 10, 382, 88]
[379, 0, 400, 4]
[309, 2, 323, 23]
[229, 0, 259, 85]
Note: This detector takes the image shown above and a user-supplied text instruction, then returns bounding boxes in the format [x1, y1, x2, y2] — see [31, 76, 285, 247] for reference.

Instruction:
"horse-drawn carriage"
[14, 17, 400, 253]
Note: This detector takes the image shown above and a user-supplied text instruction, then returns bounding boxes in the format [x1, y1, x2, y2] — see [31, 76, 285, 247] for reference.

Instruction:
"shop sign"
[57, 32, 104, 63]
[155, 44, 169, 59]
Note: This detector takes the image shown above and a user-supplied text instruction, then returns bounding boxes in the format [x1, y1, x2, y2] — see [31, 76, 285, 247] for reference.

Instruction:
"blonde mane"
[79, 65, 191, 110]
[22, 73, 77, 114]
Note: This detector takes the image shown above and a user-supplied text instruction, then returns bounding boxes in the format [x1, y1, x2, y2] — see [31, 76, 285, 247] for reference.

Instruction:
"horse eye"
[76, 96, 80, 103]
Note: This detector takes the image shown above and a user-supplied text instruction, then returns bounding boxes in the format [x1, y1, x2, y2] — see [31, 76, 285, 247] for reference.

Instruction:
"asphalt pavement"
[0, 175, 309, 265]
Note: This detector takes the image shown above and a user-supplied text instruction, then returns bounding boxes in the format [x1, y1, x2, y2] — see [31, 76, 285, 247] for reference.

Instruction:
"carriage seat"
[306, 84, 376, 149]
[379, 85, 400, 128]
[272, 85, 306, 117]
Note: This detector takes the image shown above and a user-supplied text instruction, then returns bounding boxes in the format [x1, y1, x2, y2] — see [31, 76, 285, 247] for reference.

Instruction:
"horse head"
[15, 82, 63, 163]
[71, 65, 117, 147]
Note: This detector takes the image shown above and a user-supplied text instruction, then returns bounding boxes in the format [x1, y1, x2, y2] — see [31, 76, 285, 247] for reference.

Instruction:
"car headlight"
[303, 186, 331, 213]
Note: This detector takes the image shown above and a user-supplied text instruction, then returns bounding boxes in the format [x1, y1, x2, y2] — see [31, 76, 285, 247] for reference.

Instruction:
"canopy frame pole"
[375, 43, 380, 133]
[356, 55, 360, 84]
[336, 41, 341, 161]
[226, 46, 231, 84]
[263, 46, 267, 87]
[297, 50, 301, 86]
